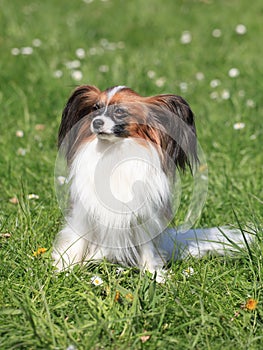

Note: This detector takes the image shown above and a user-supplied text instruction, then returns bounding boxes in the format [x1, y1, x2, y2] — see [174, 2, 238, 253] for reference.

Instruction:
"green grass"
[0, 0, 262, 348]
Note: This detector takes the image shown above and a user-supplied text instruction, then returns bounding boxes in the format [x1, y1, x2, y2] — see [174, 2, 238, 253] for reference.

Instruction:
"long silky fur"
[53, 85, 253, 281]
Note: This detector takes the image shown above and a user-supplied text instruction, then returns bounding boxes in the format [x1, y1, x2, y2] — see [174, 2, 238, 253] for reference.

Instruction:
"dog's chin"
[96, 132, 120, 142]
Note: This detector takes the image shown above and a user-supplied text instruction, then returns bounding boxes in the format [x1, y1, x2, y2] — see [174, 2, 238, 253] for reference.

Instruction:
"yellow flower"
[125, 293, 134, 301]
[33, 247, 47, 257]
[245, 298, 258, 311]
[114, 291, 120, 302]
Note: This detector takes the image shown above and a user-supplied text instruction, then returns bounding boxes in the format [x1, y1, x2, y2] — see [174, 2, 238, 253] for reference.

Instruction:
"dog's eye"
[92, 103, 101, 111]
[114, 107, 127, 117]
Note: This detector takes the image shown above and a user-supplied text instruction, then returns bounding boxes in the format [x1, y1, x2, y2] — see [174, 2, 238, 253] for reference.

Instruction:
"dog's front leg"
[52, 226, 89, 271]
[139, 242, 167, 283]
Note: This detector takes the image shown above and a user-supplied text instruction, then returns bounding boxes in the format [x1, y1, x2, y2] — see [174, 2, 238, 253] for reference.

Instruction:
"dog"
[52, 85, 252, 282]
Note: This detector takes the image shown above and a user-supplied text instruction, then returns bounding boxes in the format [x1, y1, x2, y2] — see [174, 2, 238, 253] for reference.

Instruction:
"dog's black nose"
[92, 118, 104, 130]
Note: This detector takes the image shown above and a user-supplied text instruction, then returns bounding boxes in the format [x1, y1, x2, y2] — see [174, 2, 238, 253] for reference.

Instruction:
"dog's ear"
[58, 85, 101, 148]
[146, 94, 198, 172]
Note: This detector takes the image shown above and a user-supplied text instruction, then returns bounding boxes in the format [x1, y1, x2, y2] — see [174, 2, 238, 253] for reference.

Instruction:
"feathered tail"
[160, 226, 255, 261]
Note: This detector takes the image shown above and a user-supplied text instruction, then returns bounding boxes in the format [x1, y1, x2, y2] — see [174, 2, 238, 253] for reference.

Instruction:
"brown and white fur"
[52, 85, 252, 282]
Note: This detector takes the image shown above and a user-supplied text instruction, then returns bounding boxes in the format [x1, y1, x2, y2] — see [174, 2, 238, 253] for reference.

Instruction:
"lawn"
[0, 0, 262, 349]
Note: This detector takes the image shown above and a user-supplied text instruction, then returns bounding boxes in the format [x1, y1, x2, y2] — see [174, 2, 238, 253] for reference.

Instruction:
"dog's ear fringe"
[58, 85, 101, 148]
[145, 94, 199, 172]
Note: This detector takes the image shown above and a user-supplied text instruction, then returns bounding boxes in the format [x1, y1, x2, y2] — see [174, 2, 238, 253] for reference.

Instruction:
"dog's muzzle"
[92, 118, 105, 132]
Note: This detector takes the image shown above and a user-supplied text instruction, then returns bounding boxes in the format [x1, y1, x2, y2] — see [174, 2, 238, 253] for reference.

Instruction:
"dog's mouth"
[97, 131, 114, 139]
[97, 131, 112, 136]
[95, 130, 121, 142]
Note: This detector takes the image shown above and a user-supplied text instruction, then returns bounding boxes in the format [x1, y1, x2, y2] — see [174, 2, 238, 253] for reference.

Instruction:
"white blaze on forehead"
[106, 85, 127, 102]
[101, 85, 127, 119]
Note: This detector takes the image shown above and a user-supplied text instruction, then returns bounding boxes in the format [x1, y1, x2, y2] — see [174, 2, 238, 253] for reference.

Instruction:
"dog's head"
[58, 85, 198, 173]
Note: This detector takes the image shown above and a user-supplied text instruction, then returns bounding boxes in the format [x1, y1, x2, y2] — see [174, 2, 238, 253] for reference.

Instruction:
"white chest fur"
[69, 138, 171, 247]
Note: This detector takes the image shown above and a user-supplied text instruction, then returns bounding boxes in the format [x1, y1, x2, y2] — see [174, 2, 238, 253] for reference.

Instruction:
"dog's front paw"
[154, 269, 167, 283]
[51, 250, 68, 272]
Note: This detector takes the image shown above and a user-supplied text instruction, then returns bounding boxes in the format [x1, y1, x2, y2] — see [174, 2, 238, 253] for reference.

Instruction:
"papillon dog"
[52, 85, 252, 281]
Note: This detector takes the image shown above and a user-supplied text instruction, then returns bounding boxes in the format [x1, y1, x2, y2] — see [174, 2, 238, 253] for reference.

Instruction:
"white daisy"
[233, 122, 245, 130]
[53, 70, 63, 78]
[182, 267, 194, 277]
[21, 47, 33, 55]
[17, 148, 27, 156]
[221, 89, 230, 100]
[65, 60, 81, 69]
[75, 48, 86, 59]
[195, 72, 205, 81]
[235, 24, 247, 35]
[147, 70, 156, 79]
[246, 99, 255, 108]
[210, 79, 221, 88]
[16, 130, 24, 138]
[91, 276, 103, 286]
[155, 77, 166, 87]
[228, 68, 240, 78]
[28, 194, 39, 200]
[210, 91, 219, 100]
[180, 31, 192, 44]
[212, 29, 222, 38]
[11, 48, 20, 56]
[179, 82, 188, 92]
[71, 70, 83, 81]
[32, 38, 42, 47]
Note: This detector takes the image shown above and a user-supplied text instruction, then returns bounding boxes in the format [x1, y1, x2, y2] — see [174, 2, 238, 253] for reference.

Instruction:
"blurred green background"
[0, 0, 262, 349]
